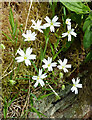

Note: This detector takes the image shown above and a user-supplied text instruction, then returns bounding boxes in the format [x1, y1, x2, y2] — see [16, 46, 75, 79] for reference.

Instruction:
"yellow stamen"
[66, 21, 68, 24]
[62, 66, 65, 69]
[48, 63, 51, 67]
[67, 30, 70, 34]
[51, 22, 53, 25]
[24, 56, 27, 59]
[37, 76, 40, 80]
[28, 37, 31, 41]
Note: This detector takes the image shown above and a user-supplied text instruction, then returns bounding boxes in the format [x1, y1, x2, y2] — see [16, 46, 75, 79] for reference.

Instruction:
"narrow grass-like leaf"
[2, 31, 13, 42]
[9, 8, 14, 32]
[53, 40, 74, 60]
[3, 97, 8, 118]
[31, 60, 38, 73]
[37, 92, 53, 100]
[49, 40, 55, 56]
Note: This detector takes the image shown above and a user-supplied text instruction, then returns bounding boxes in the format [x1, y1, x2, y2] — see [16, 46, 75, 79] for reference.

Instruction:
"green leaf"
[53, 40, 74, 60]
[3, 97, 8, 118]
[83, 13, 92, 32]
[49, 40, 55, 56]
[13, 21, 18, 38]
[40, 47, 44, 62]
[37, 92, 53, 100]
[8, 94, 18, 107]
[2, 31, 13, 42]
[61, 2, 90, 14]
[31, 60, 38, 73]
[83, 25, 92, 49]
[31, 106, 46, 118]
[84, 51, 92, 62]
[9, 8, 15, 32]
[83, 18, 92, 32]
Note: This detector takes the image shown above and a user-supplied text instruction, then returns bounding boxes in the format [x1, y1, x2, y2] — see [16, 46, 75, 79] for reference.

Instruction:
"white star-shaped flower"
[71, 78, 82, 94]
[57, 58, 71, 73]
[22, 30, 37, 41]
[31, 19, 44, 33]
[62, 27, 77, 41]
[42, 57, 57, 71]
[15, 47, 36, 66]
[65, 18, 71, 25]
[43, 15, 61, 32]
[32, 69, 47, 87]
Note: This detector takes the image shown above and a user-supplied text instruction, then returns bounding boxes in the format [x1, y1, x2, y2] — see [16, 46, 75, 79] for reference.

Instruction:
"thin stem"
[1, 67, 17, 79]
[46, 81, 60, 99]
[24, 0, 33, 33]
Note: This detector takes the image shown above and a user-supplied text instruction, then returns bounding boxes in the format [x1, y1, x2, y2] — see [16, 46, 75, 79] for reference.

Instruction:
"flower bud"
[0, 44, 5, 49]
[59, 72, 63, 78]
[62, 84, 65, 90]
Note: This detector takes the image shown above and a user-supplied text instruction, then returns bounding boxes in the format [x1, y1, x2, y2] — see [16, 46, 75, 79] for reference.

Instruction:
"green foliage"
[3, 94, 18, 118]
[53, 39, 74, 60]
[49, 1, 58, 17]
[83, 12, 92, 49]
[60, 2, 90, 14]
[83, 25, 92, 49]
[37, 92, 53, 100]
[2, 8, 19, 43]
[9, 8, 18, 40]
[84, 50, 92, 62]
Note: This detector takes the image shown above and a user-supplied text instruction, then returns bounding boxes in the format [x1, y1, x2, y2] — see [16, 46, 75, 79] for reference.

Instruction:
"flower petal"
[39, 79, 45, 87]
[40, 73, 47, 79]
[58, 59, 62, 64]
[67, 24, 71, 30]
[34, 81, 39, 88]
[74, 87, 78, 94]
[63, 59, 68, 65]
[28, 55, 36, 60]
[26, 47, 32, 56]
[51, 62, 57, 67]
[45, 16, 51, 23]
[50, 25, 55, 32]
[42, 65, 47, 69]
[65, 64, 71, 68]
[15, 56, 24, 62]
[62, 32, 68, 37]
[57, 65, 62, 69]
[63, 68, 68, 73]
[53, 22, 61, 27]
[72, 78, 75, 84]
[17, 48, 25, 56]
[52, 15, 58, 22]
[42, 58, 47, 64]
[39, 69, 42, 76]
[68, 34, 71, 41]
[76, 84, 82, 88]
[25, 59, 31, 66]
[71, 31, 77, 37]
[32, 76, 37, 80]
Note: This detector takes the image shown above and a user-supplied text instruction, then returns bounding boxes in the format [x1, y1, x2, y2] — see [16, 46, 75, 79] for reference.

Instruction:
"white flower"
[71, 78, 82, 94]
[44, 15, 61, 32]
[42, 57, 57, 71]
[32, 69, 47, 87]
[65, 18, 71, 25]
[22, 30, 37, 41]
[31, 19, 44, 33]
[62, 19, 77, 41]
[15, 47, 36, 66]
[62, 26, 77, 41]
[57, 58, 71, 73]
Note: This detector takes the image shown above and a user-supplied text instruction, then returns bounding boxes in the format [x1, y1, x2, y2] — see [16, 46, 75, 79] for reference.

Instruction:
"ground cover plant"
[1, 1, 92, 118]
